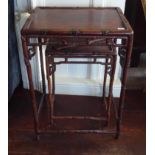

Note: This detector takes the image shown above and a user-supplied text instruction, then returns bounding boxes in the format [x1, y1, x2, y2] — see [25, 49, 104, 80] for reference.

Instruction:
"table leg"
[115, 35, 133, 139]
[45, 55, 54, 125]
[107, 56, 117, 125]
[52, 64, 56, 125]
[38, 38, 46, 94]
[102, 57, 108, 109]
[52, 64, 55, 96]
[21, 36, 40, 140]
[102, 57, 108, 126]
[51, 63, 56, 125]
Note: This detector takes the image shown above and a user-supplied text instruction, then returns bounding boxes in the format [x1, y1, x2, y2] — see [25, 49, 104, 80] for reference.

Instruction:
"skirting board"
[23, 76, 121, 97]
[49, 76, 121, 97]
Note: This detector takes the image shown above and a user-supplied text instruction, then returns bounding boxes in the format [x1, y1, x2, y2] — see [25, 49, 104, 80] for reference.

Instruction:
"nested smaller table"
[45, 45, 117, 131]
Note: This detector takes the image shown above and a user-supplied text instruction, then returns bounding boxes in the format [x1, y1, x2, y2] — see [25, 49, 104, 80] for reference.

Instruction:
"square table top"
[21, 7, 133, 36]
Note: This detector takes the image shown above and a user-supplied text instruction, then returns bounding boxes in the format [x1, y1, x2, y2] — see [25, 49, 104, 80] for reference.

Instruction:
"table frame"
[21, 7, 133, 140]
[45, 45, 117, 132]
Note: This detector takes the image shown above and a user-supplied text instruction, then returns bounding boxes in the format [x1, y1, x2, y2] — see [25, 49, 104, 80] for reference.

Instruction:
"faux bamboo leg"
[102, 57, 109, 126]
[38, 38, 46, 94]
[51, 59, 56, 125]
[102, 57, 108, 108]
[45, 55, 53, 126]
[107, 56, 117, 125]
[52, 58, 55, 96]
[115, 35, 133, 139]
[21, 36, 40, 140]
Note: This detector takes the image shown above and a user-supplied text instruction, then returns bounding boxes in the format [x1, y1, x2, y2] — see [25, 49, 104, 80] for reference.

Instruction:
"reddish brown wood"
[52, 116, 107, 121]
[45, 44, 117, 134]
[9, 88, 145, 155]
[43, 129, 116, 134]
[21, 7, 132, 36]
[116, 35, 134, 139]
[38, 38, 46, 94]
[37, 94, 45, 116]
[21, 7, 133, 139]
[107, 55, 117, 124]
[21, 36, 40, 140]
[45, 54, 54, 125]
[103, 58, 108, 109]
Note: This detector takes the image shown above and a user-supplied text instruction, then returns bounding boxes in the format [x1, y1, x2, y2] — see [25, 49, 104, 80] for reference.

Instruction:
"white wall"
[15, 0, 126, 12]
[32, 0, 126, 12]
[15, 0, 126, 97]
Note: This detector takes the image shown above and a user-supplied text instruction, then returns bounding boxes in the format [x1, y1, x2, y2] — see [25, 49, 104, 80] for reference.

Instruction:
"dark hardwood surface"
[46, 45, 116, 56]
[21, 7, 132, 35]
[9, 86, 145, 155]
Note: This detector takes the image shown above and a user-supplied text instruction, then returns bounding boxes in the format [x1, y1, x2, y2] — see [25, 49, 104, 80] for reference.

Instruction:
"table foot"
[32, 134, 40, 141]
[115, 132, 120, 139]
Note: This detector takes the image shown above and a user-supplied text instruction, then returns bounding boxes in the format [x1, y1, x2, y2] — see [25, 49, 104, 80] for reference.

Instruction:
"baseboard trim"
[54, 77, 121, 97]
[23, 77, 121, 97]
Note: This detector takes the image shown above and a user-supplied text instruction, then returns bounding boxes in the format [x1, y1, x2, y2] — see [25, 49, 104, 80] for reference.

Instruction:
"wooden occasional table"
[21, 7, 133, 140]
